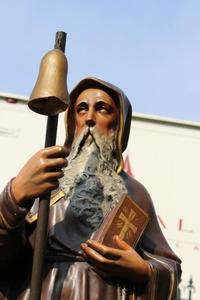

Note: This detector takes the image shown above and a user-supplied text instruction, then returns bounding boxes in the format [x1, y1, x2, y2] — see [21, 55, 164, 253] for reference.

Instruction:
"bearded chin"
[59, 126, 127, 231]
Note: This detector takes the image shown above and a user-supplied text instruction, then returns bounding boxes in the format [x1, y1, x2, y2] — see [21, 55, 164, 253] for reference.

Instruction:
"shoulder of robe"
[121, 170, 152, 212]
[25, 190, 65, 224]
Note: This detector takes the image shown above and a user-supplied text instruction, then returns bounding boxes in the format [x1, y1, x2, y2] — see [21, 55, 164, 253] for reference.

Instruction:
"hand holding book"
[81, 234, 151, 284]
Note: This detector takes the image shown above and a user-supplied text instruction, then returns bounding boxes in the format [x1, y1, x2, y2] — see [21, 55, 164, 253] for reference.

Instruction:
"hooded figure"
[65, 77, 132, 173]
[0, 77, 181, 300]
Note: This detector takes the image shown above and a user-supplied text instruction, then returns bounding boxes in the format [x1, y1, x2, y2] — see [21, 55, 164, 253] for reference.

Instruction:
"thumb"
[113, 235, 132, 250]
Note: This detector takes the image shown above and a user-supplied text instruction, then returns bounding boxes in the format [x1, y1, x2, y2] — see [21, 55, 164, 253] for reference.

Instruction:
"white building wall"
[0, 97, 65, 187]
[0, 96, 200, 299]
[126, 115, 200, 300]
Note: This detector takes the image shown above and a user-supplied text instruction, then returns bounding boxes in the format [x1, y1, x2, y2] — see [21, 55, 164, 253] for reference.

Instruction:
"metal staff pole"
[29, 31, 67, 300]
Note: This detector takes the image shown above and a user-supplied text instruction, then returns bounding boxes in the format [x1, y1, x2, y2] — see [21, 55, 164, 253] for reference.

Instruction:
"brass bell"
[28, 48, 69, 116]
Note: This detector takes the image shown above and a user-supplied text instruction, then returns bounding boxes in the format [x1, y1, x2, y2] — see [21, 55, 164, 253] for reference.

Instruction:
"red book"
[92, 194, 149, 248]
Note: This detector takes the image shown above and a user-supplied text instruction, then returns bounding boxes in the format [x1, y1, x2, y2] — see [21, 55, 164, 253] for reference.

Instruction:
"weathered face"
[74, 88, 119, 137]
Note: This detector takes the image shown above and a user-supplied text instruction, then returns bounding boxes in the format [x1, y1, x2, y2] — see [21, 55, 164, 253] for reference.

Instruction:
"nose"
[85, 119, 96, 127]
[85, 109, 96, 127]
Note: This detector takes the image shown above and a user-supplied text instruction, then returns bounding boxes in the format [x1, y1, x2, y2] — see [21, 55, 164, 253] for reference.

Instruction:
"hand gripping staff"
[28, 31, 69, 300]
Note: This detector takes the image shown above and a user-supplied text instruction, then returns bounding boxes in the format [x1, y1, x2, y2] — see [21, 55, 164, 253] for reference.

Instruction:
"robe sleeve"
[138, 251, 181, 300]
[122, 172, 182, 300]
[0, 180, 29, 261]
[140, 188, 181, 300]
[139, 196, 181, 299]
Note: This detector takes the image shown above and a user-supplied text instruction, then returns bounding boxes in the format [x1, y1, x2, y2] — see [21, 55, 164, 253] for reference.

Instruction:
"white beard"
[59, 127, 127, 230]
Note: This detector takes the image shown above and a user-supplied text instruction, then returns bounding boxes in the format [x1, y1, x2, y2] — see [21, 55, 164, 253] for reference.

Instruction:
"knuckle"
[98, 256, 105, 263]
[38, 148, 46, 157]
[56, 157, 63, 164]
[42, 172, 49, 181]
[39, 159, 48, 170]
[57, 146, 63, 152]
[60, 158, 67, 165]
[100, 246, 107, 256]
[53, 158, 67, 168]
[55, 145, 64, 153]
[53, 171, 63, 179]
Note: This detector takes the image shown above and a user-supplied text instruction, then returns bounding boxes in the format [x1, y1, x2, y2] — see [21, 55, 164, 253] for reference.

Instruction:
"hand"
[80, 236, 151, 285]
[12, 145, 68, 205]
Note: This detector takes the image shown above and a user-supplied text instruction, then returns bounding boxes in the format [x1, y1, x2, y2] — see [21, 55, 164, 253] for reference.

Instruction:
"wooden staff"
[29, 31, 68, 300]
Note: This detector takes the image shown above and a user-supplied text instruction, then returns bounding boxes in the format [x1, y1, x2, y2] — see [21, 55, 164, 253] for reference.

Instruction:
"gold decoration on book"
[116, 208, 137, 240]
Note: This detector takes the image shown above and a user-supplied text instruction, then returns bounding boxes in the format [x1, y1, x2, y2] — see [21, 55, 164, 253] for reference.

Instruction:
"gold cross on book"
[117, 208, 138, 240]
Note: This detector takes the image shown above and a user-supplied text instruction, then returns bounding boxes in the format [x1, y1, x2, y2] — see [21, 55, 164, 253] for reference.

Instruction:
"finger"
[81, 244, 114, 274]
[113, 235, 132, 251]
[42, 146, 68, 158]
[86, 240, 121, 259]
[81, 244, 120, 276]
[81, 243, 107, 262]
[39, 170, 65, 193]
[44, 158, 68, 171]
[41, 171, 64, 184]
[41, 180, 60, 192]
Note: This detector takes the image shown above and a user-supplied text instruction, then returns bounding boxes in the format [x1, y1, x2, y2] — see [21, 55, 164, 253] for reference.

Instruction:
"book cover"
[92, 194, 149, 248]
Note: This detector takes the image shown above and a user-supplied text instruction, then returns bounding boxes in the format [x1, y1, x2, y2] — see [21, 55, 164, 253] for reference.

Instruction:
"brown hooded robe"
[0, 78, 181, 300]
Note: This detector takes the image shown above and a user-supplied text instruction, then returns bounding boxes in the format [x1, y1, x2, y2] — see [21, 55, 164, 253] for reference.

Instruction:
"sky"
[0, 0, 200, 122]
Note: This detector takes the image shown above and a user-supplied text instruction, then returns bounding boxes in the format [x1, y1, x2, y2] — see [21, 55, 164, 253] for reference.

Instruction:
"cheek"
[74, 116, 85, 136]
[96, 117, 117, 134]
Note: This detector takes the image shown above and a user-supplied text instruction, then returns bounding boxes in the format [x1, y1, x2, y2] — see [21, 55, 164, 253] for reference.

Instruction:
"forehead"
[75, 88, 117, 106]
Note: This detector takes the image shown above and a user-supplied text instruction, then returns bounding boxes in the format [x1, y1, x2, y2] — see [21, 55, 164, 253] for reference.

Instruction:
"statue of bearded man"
[0, 78, 181, 300]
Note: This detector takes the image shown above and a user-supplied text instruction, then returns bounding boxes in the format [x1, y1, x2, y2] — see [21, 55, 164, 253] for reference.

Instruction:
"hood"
[64, 77, 132, 173]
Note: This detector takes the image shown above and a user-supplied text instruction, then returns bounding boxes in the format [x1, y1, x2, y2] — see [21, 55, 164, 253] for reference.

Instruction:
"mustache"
[68, 127, 98, 162]
[80, 127, 94, 146]
[78, 127, 99, 153]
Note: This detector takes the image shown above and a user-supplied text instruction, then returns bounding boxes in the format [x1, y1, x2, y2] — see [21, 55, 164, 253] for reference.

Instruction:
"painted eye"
[76, 103, 88, 113]
[96, 102, 113, 114]
[99, 106, 107, 112]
